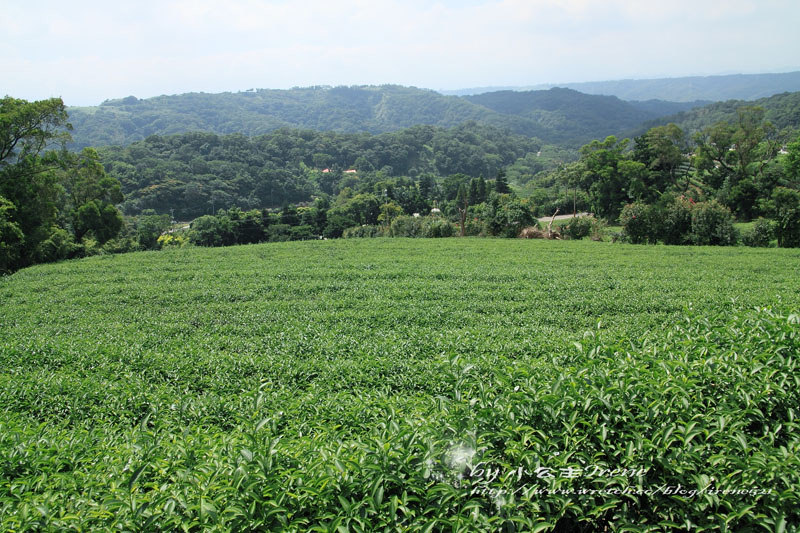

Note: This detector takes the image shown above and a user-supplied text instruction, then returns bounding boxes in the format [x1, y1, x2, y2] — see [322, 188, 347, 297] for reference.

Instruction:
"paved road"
[543, 212, 592, 221]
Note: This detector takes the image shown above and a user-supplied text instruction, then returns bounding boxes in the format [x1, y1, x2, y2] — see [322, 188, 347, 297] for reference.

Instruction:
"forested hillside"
[464, 88, 702, 142]
[67, 85, 691, 149]
[99, 123, 541, 219]
[641, 91, 800, 136]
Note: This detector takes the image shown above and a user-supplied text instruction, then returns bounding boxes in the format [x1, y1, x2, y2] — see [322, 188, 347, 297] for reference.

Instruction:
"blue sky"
[3, 0, 799, 106]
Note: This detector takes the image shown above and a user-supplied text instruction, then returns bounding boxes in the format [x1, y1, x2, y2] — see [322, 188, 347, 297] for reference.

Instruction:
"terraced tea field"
[1, 239, 799, 531]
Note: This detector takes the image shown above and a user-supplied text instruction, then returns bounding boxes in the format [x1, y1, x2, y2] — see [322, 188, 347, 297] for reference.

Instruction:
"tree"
[0, 195, 24, 272]
[377, 201, 403, 226]
[0, 97, 71, 168]
[455, 184, 469, 237]
[137, 211, 171, 249]
[784, 134, 800, 188]
[771, 187, 800, 247]
[693, 106, 782, 216]
[632, 124, 689, 198]
[65, 148, 125, 244]
[579, 136, 639, 220]
[0, 97, 72, 270]
[494, 170, 511, 194]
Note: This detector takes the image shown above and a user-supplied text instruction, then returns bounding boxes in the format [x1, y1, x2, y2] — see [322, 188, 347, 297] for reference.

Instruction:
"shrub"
[33, 227, 82, 263]
[464, 216, 487, 237]
[742, 218, 774, 247]
[690, 200, 738, 246]
[619, 202, 657, 244]
[157, 233, 189, 248]
[188, 215, 227, 246]
[102, 236, 141, 254]
[389, 215, 424, 238]
[660, 196, 694, 245]
[562, 216, 593, 240]
[421, 218, 455, 238]
[267, 223, 292, 242]
[289, 224, 317, 240]
[342, 225, 384, 238]
[772, 187, 800, 248]
[589, 217, 607, 241]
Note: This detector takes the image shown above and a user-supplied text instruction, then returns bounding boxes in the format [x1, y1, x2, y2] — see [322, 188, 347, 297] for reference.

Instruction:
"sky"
[3, 0, 800, 106]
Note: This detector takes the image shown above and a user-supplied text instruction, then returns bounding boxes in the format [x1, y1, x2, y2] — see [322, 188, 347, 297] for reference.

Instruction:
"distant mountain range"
[441, 71, 800, 102]
[65, 72, 800, 151]
[66, 85, 705, 149]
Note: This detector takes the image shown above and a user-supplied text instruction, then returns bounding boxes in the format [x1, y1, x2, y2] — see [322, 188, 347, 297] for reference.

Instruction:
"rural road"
[543, 212, 592, 221]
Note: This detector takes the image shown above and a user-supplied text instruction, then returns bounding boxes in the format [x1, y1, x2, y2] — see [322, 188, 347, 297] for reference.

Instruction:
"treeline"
[141, 172, 536, 250]
[540, 105, 800, 246]
[1, 98, 126, 273]
[642, 91, 800, 137]
[98, 123, 544, 220]
[67, 85, 694, 149]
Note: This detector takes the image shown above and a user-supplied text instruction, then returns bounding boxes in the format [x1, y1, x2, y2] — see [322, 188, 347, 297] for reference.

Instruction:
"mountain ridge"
[441, 71, 800, 102]
[66, 85, 698, 149]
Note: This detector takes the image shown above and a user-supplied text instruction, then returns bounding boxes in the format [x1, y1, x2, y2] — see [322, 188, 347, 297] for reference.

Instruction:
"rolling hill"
[66, 85, 700, 149]
[639, 90, 800, 136]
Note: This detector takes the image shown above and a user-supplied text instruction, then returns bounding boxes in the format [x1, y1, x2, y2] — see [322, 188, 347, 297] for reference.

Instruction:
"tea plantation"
[1, 239, 798, 531]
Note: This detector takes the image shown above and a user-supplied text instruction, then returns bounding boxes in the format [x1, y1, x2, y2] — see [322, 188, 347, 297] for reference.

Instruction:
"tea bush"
[1, 239, 798, 531]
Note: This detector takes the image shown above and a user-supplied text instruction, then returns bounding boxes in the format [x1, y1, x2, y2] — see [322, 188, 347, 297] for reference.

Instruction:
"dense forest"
[641, 91, 800, 137]
[67, 85, 700, 149]
[3, 81, 800, 273]
[99, 123, 543, 219]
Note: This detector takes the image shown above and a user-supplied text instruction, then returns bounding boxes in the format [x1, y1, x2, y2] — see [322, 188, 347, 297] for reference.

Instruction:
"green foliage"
[619, 202, 658, 244]
[420, 217, 456, 238]
[0, 240, 799, 530]
[690, 200, 738, 246]
[621, 198, 737, 246]
[785, 134, 800, 185]
[136, 212, 172, 250]
[483, 194, 537, 237]
[632, 123, 689, 200]
[771, 187, 800, 247]
[188, 215, 229, 246]
[580, 136, 642, 220]
[156, 233, 188, 248]
[65, 85, 703, 150]
[98, 125, 539, 220]
[0, 96, 71, 165]
[0, 97, 72, 271]
[659, 195, 694, 245]
[646, 90, 800, 136]
[742, 218, 775, 247]
[0, 195, 24, 273]
[562, 215, 594, 240]
[464, 87, 679, 146]
[388, 215, 425, 237]
[342, 225, 385, 238]
[32, 226, 82, 263]
[1, 98, 128, 270]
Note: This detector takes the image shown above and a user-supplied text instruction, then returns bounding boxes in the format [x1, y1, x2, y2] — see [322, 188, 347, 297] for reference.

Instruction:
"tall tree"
[579, 136, 646, 220]
[633, 123, 689, 198]
[693, 106, 782, 217]
[0, 97, 72, 270]
[65, 148, 124, 244]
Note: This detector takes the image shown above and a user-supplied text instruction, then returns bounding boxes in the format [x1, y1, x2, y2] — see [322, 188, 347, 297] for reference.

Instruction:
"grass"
[1, 238, 799, 531]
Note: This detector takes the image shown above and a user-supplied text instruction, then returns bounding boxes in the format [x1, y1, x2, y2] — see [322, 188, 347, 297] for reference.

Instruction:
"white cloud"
[2, 0, 798, 104]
